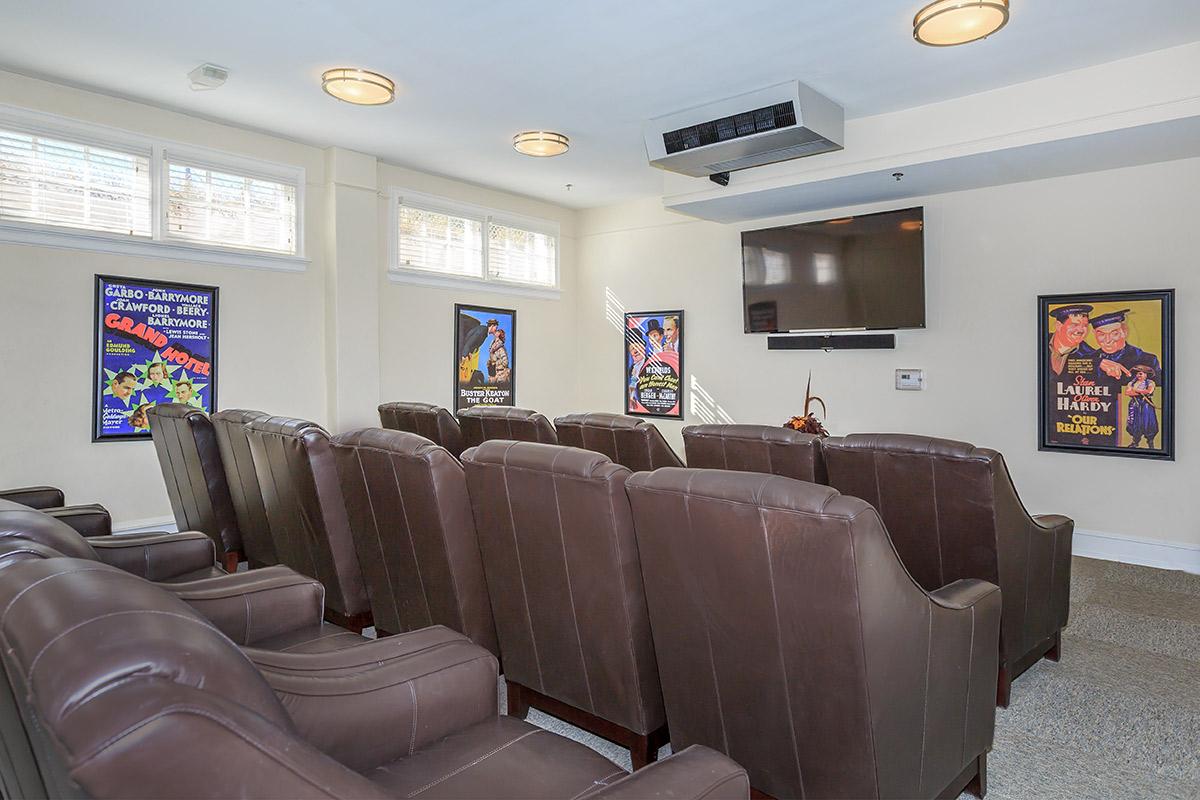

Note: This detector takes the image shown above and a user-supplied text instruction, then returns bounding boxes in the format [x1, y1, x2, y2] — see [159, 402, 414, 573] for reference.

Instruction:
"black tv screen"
[741, 207, 926, 333]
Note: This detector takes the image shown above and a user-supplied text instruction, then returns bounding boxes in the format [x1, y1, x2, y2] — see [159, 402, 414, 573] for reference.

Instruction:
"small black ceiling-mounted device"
[709, 171, 730, 186]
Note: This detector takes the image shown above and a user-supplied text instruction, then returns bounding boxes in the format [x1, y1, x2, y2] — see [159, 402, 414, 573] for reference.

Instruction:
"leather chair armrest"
[585, 746, 750, 799]
[41, 503, 112, 537]
[0, 486, 64, 509]
[1033, 513, 1073, 533]
[90, 531, 217, 581]
[930, 578, 1001, 610]
[245, 626, 499, 773]
[165, 566, 324, 645]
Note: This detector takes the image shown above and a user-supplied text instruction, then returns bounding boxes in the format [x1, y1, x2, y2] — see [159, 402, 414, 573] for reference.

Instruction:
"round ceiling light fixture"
[913, 0, 1009, 47]
[321, 68, 395, 105]
[513, 131, 570, 157]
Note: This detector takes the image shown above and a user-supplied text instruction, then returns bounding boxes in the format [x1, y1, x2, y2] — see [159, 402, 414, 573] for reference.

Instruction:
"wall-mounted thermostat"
[895, 369, 924, 391]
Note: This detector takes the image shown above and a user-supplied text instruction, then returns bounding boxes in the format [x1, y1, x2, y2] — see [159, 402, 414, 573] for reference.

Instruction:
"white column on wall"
[323, 147, 381, 432]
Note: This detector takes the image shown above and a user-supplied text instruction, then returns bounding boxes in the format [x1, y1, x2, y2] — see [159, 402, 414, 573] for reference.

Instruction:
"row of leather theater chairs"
[139, 406, 1000, 799]
[0, 499, 748, 799]
[383, 403, 1074, 710]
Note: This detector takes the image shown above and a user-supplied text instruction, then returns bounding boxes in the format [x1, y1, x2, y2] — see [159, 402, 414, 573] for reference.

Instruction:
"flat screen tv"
[741, 207, 925, 333]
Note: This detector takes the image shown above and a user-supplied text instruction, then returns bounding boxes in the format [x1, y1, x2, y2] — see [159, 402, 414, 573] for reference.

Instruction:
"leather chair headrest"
[462, 441, 627, 481]
[247, 416, 330, 439]
[0, 500, 96, 560]
[823, 433, 997, 462]
[0, 558, 292, 733]
[146, 403, 207, 422]
[683, 424, 819, 445]
[379, 401, 440, 415]
[626, 467, 868, 519]
[211, 408, 270, 426]
[332, 428, 450, 462]
[458, 406, 543, 422]
[555, 412, 644, 431]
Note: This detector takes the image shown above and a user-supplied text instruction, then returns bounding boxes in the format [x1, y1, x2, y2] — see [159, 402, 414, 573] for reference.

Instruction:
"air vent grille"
[662, 101, 796, 155]
[704, 136, 837, 173]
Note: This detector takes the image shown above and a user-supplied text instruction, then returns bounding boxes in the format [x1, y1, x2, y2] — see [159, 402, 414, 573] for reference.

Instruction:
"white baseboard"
[1073, 528, 1200, 575]
[112, 516, 177, 536]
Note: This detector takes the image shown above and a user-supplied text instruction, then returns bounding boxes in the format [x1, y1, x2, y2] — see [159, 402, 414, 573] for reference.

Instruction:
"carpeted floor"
[501, 556, 1200, 799]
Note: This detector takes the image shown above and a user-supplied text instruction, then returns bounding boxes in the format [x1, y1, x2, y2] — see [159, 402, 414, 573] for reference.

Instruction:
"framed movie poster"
[1038, 289, 1174, 460]
[93, 275, 219, 442]
[624, 310, 683, 418]
[454, 304, 515, 413]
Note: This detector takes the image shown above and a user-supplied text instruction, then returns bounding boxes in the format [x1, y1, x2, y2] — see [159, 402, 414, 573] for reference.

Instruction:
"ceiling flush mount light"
[513, 131, 569, 157]
[321, 68, 395, 105]
[913, 0, 1009, 47]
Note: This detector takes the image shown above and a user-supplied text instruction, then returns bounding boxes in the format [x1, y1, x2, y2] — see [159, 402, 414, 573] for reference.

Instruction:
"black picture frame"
[624, 309, 684, 419]
[453, 303, 516, 413]
[92, 274, 220, 442]
[1037, 289, 1174, 460]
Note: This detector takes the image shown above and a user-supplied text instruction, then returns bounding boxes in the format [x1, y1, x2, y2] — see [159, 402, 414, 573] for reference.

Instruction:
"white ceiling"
[3, 1, 1200, 208]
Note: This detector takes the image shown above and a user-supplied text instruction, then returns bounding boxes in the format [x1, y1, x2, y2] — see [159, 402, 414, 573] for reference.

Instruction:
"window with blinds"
[397, 203, 484, 278]
[166, 160, 298, 255]
[393, 192, 559, 290]
[0, 127, 151, 237]
[488, 221, 557, 286]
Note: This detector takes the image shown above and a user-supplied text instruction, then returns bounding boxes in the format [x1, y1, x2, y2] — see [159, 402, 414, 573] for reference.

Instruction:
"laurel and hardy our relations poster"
[624, 310, 683, 418]
[1038, 289, 1174, 460]
[454, 304, 515, 413]
[93, 275, 219, 442]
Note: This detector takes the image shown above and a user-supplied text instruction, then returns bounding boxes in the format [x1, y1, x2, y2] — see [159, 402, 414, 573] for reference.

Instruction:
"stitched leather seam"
[404, 728, 544, 797]
[570, 769, 627, 799]
[376, 451, 410, 628]
[916, 606, 932, 794]
[423, 457, 469, 631]
[760, 505, 805, 797]
[498, 442, 545, 690]
[251, 637, 467, 671]
[407, 680, 419, 755]
[601, 472, 648, 731]
[548, 448, 597, 714]
[261, 655, 493, 697]
[847, 518, 882, 798]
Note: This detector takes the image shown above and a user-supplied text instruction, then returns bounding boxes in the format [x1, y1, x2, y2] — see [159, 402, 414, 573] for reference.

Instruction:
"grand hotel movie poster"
[1039, 290, 1174, 460]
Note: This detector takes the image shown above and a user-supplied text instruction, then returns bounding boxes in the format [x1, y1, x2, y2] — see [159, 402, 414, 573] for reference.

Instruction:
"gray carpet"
[500, 556, 1200, 798]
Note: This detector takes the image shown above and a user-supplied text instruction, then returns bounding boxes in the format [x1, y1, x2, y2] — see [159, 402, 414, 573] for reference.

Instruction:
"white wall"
[376, 164, 581, 421]
[575, 158, 1199, 553]
[0, 71, 580, 527]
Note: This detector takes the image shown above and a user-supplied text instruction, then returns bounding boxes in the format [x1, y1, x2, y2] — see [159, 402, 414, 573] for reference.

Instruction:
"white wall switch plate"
[895, 369, 924, 391]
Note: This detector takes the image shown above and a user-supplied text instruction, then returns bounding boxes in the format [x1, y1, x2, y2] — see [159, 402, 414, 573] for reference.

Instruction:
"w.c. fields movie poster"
[454, 304, 515, 413]
[1038, 290, 1174, 461]
[624, 310, 683, 418]
[93, 275, 219, 442]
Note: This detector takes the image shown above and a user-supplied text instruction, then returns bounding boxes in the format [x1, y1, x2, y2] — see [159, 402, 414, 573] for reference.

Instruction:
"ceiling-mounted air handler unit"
[644, 81, 844, 179]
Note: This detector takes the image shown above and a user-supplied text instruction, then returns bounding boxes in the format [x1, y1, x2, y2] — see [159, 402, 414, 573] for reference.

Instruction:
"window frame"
[0, 104, 307, 272]
[388, 187, 561, 299]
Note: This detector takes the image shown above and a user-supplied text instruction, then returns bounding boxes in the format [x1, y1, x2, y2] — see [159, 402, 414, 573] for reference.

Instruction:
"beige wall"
[576, 158, 1199, 550]
[0, 71, 580, 527]
[375, 164, 581, 421]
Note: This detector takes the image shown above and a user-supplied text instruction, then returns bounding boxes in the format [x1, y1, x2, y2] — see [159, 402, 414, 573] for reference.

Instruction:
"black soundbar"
[767, 333, 896, 351]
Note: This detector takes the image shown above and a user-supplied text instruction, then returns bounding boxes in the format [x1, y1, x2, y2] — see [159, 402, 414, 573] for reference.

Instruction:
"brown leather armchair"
[822, 433, 1073, 706]
[458, 405, 558, 449]
[0, 498, 366, 652]
[682, 423, 826, 482]
[211, 409, 278, 567]
[553, 412, 683, 471]
[378, 401, 466, 457]
[245, 416, 372, 632]
[146, 404, 243, 571]
[330, 428, 498, 655]
[461, 441, 668, 769]
[0, 557, 749, 800]
[0, 485, 112, 537]
[625, 468, 999, 799]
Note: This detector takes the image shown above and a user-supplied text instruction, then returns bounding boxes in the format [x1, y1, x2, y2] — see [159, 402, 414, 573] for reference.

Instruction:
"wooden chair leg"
[506, 681, 529, 719]
[996, 665, 1011, 708]
[630, 733, 653, 771]
[1046, 630, 1062, 662]
[966, 752, 987, 798]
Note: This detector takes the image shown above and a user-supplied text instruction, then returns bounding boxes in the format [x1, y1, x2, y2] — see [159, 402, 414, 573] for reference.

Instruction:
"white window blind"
[166, 159, 297, 255]
[0, 127, 151, 236]
[487, 221, 557, 286]
[397, 202, 485, 278]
